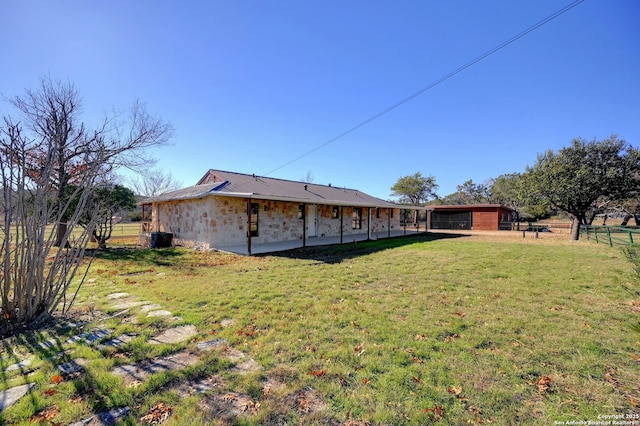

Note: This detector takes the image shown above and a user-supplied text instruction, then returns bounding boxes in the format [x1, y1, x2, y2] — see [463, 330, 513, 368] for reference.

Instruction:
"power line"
[265, 0, 584, 176]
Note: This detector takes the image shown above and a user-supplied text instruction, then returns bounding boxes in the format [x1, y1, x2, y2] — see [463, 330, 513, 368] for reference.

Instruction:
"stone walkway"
[0, 290, 263, 425]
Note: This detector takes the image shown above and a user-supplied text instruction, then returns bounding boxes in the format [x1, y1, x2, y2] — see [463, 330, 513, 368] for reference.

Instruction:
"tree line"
[392, 135, 640, 240]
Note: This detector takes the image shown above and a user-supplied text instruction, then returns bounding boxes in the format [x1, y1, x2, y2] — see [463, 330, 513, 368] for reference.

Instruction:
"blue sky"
[2, 1, 639, 200]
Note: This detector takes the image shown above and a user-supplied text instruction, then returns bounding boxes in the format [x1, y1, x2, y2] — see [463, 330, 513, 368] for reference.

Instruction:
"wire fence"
[580, 225, 639, 246]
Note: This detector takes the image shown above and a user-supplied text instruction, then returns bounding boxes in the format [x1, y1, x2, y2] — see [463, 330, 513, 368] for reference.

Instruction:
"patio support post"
[403, 209, 407, 235]
[367, 207, 371, 240]
[302, 203, 307, 248]
[340, 206, 344, 244]
[246, 199, 252, 255]
[388, 208, 391, 238]
[426, 208, 431, 233]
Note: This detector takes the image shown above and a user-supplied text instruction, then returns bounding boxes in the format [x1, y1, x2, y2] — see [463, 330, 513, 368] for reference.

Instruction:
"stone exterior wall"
[152, 196, 401, 250]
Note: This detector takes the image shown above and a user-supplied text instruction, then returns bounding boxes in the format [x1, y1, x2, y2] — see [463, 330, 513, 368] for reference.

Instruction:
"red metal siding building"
[428, 204, 514, 231]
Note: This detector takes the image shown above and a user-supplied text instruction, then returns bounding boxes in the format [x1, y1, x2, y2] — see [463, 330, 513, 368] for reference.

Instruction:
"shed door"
[307, 205, 318, 237]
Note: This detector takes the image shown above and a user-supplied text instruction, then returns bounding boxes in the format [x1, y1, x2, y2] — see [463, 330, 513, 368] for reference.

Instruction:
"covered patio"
[212, 227, 425, 255]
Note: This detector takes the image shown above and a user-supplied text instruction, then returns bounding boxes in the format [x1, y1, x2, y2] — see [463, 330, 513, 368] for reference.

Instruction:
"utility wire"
[265, 0, 584, 176]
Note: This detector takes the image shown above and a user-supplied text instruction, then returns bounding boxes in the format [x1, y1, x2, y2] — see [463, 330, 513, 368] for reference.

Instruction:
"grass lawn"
[1, 233, 639, 425]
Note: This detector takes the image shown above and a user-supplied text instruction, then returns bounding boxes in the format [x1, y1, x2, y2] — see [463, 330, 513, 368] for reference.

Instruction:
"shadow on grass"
[0, 322, 121, 423]
[261, 232, 469, 264]
[90, 247, 186, 267]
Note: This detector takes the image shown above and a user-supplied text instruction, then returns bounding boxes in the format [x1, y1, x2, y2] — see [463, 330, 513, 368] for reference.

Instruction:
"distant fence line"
[581, 225, 639, 246]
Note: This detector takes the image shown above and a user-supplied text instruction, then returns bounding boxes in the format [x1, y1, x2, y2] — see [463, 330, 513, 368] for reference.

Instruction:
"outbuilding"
[427, 204, 515, 231]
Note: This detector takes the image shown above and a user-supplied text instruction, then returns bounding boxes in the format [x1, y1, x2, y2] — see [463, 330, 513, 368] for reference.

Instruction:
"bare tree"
[129, 168, 183, 197]
[9, 77, 173, 246]
[0, 77, 173, 335]
[1, 117, 101, 335]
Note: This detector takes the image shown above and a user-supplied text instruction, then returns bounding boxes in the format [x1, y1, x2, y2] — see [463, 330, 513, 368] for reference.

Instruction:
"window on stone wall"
[376, 208, 381, 219]
[250, 203, 259, 236]
[298, 204, 305, 219]
[390, 209, 394, 218]
[352, 208, 362, 229]
[332, 206, 339, 219]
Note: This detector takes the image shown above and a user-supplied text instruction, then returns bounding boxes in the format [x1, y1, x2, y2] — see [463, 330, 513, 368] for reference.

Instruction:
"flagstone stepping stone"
[140, 304, 163, 312]
[38, 339, 60, 350]
[4, 358, 32, 372]
[110, 350, 200, 386]
[222, 347, 246, 362]
[147, 309, 172, 318]
[148, 325, 197, 345]
[97, 333, 137, 350]
[232, 358, 261, 374]
[173, 374, 226, 397]
[69, 406, 131, 426]
[66, 328, 112, 345]
[107, 292, 129, 299]
[57, 359, 85, 377]
[196, 338, 228, 351]
[220, 319, 235, 328]
[110, 300, 150, 310]
[0, 383, 36, 411]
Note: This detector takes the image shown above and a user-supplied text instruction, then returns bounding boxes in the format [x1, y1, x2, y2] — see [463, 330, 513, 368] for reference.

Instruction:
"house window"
[376, 208, 381, 219]
[250, 203, 259, 236]
[298, 204, 305, 219]
[352, 208, 362, 229]
[332, 206, 339, 219]
[390, 209, 394, 218]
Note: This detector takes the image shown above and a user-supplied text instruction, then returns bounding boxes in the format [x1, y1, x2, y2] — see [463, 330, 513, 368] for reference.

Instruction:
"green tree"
[82, 184, 137, 249]
[439, 179, 492, 205]
[390, 172, 438, 206]
[525, 135, 640, 240]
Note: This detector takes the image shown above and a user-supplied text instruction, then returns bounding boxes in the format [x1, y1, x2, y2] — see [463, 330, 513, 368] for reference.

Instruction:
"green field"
[1, 233, 638, 425]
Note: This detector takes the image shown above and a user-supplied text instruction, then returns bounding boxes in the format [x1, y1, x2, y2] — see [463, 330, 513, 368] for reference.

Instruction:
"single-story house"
[140, 169, 414, 254]
[427, 204, 515, 231]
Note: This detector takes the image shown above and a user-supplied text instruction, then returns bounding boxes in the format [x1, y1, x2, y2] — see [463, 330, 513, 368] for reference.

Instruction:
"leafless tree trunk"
[0, 118, 100, 336]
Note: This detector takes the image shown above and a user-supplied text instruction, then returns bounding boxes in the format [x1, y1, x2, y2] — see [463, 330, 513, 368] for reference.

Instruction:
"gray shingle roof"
[144, 169, 399, 208]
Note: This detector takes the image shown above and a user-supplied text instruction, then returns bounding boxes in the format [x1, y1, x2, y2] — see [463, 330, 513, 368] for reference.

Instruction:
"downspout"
[246, 199, 252, 255]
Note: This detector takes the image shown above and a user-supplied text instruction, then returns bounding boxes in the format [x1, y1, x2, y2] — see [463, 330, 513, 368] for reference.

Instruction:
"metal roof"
[143, 169, 401, 209]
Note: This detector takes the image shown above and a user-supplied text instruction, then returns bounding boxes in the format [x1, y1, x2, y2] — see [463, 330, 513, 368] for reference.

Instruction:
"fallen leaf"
[30, 405, 59, 422]
[412, 376, 421, 383]
[361, 378, 370, 385]
[425, 405, 446, 419]
[447, 386, 462, 396]
[536, 376, 552, 393]
[310, 369, 326, 378]
[50, 375, 64, 385]
[454, 311, 465, 318]
[140, 402, 173, 425]
[44, 389, 58, 396]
